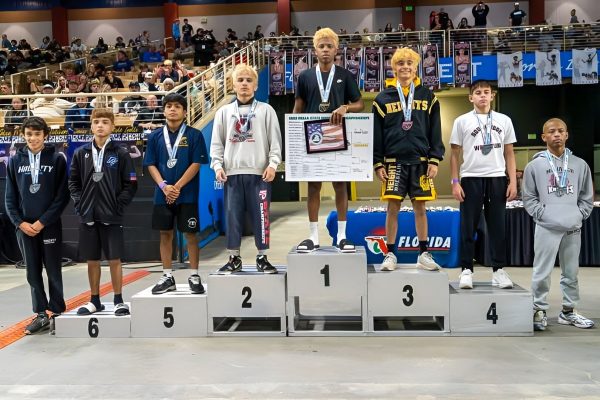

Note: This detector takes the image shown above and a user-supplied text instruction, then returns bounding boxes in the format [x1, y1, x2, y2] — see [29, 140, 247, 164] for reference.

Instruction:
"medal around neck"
[474, 111, 493, 155]
[28, 150, 42, 194]
[92, 172, 104, 182]
[396, 81, 415, 131]
[316, 65, 335, 113]
[481, 143, 493, 155]
[29, 183, 41, 194]
[167, 158, 178, 168]
[163, 124, 186, 170]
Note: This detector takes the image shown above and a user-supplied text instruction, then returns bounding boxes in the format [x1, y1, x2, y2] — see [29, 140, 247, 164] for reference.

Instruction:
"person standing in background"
[172, 18, 181, 49]
[472, 1, 490, 27]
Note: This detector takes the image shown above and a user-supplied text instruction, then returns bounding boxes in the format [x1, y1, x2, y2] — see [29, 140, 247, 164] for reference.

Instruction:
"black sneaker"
[188, 274, 206, 294]
[152, 274, 176, 295]
[49, 313, 60, 336]
[24, 312, 50, 335]
[218, 255, 242, 274]
[256, 255, 278, 274]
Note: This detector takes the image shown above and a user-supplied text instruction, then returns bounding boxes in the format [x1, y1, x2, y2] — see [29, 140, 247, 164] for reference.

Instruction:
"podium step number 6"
[88, 318, 99, 338]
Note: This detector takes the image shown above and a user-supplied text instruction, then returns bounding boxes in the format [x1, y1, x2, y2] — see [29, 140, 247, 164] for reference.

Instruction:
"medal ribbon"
[91, 138, 110, 173]
[233, 99, 258, 133]
[474, 111, 493, 146]
[396, 81, 415, 123]
[316, 64, 336, 104]
[27, 149, 41, 186]
[544, 148, 570, 189]
[163, 123, 186, 163]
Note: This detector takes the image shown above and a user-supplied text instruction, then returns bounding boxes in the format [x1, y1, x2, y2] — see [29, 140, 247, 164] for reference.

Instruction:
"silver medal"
[316, 64, 335, 113]
[29, 183, 40, 194]
[481, 143, 493, 155]
[319, 102, 330, 112]
[92, 172, 104, 182]
[167, 158, 178, 168]
[163, 124, 186, 171]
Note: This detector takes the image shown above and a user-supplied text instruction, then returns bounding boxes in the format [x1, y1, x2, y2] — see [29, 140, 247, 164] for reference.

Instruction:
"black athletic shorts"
[381, 159, 436, 201]
[78, 223, 124, 261]
[151, 203, 199, 232]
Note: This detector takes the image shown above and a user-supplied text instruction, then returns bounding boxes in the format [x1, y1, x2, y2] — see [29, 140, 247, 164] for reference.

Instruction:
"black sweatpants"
[16, 221, 66, 314]
[459, 177, 507, 270]
[225, 174, 271, 251]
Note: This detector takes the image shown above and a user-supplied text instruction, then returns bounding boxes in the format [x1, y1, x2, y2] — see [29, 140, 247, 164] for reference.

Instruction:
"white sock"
[309, 222, 319, 245]
[257, 249, 266, 256]
[189, 269, 198, 276]
[229, 249, 240, 257]
[164, 270, 173, 277]
[337, 221, 347, 243]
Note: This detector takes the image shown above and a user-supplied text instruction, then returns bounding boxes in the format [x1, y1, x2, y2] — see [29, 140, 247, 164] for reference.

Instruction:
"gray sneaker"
[533, 310, 547, 331]
[25, 313, 50, 335]
[558, 310, 595, 329]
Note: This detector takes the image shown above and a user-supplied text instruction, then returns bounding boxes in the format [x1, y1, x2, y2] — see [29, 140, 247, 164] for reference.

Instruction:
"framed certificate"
[303, 119, 348, 154]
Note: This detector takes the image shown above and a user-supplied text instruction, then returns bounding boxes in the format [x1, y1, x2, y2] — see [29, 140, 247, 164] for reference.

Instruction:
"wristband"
[451, 178, 460, 185]
[158, 181, 168, 190]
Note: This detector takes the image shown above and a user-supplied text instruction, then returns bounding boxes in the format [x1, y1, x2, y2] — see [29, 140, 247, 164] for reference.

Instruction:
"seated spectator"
[64, 94, 92, 129]
[457, 17, 471, 29]
[133, 94, 164, 130]
[65, 79, 80, 97]
[8, 40, 18, 52]
[71, 38, 87, 56]
[115, 36, 126, 49]
[0, 82, 13, 108]
[1, 34, 10, 48]
[85, 62, 96, 78]
[137, 64, 150, 83]
[158, 44, 168, 59]
[113, 50, 135, 72]
[94, 62, 106, 79]
[55, 76, 69, 93]
[87, 78, 101, 94]
[104, 70, 124, 89]
[162, 78, 175, 92]
[173, 59, 189, 82]
[93, 37, 108, 54]
[120, 81, 145, 114]
[4, 97, 30, 128]
[40, 36, 51, 50]
[154, 59, 180, 83]
[30, 84, 74, 117]
[140, 72, 159, 92]
[141, 45, 163, 63]
[18, 39, 32, 51]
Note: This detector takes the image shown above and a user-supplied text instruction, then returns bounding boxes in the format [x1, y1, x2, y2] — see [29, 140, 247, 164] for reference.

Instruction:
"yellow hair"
[391, 47, 421, 76]
[313, 28, 339, 49]
[232, 63, 258, 82]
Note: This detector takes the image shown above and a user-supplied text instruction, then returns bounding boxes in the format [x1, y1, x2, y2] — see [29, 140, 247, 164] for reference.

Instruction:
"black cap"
[162, 93, 187, 110]
[129, 81, 140, 87]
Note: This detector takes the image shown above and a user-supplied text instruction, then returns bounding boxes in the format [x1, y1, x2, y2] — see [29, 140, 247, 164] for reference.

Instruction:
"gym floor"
[0, 200, 599, 399]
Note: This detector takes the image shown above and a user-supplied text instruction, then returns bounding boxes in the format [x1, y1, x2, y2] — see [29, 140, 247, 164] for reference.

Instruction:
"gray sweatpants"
[531, 224, 581, 311]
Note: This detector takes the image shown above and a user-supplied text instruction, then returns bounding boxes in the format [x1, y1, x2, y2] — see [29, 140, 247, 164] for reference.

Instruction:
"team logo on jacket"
[187, 217, 197, 229]
[106, 156, 118, 167]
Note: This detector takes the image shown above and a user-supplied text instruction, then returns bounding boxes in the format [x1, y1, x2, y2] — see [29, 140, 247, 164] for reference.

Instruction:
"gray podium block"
[287, 246, 368, 336]
[207, 266, 287, 336]
[449, 282, 533, 336]
[367, 264, 450, 336]
[54, 303, 131, 338]
[131, 284, 208, 337]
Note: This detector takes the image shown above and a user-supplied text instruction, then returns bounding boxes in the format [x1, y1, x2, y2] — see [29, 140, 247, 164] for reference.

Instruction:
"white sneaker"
[492, 269, 514, 289]
[416, 251, 441, 271]
[380, 252, 397, 271]
[459, 269, 473, 289]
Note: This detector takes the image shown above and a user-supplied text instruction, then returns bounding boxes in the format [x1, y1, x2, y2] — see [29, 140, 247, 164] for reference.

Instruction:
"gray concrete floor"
[1, 200, 599, 399]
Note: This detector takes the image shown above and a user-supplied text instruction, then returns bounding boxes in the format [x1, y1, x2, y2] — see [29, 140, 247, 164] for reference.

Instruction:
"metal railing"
[59, 57, 88, 73]
[0, 39, 267, 132]
[9, 67, 49, 95]
[448, 21, 600, 55]
[268, 30, 447, 56]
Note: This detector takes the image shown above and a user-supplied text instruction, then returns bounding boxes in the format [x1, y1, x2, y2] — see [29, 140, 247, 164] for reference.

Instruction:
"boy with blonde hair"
[211, 64, 282, 273]
[523, 118, 594, 330]
[373, 47, 445, 271]
[294, 27, 364, 253]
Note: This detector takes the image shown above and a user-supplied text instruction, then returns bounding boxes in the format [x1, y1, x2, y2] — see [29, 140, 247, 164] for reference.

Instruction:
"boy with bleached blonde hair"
[211, 64, 282, 274]
[373, 47, 445, 272]
[294, 27, 364, 253]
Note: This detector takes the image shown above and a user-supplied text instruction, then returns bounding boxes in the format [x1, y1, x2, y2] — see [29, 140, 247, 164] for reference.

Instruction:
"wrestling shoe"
[218, 255, 242, 274]
[188, 274, 205, 294]
[152, 274, 176, 295]
[459, 269, 473, 289]
[380, 252, 397, 271]
[417, 251, 441, 271]
[256, 255, 277, 274]
[492, 269, 514, 289]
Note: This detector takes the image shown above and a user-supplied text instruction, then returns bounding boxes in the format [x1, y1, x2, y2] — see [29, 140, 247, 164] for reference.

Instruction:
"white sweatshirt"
[210, 99, 282, 176]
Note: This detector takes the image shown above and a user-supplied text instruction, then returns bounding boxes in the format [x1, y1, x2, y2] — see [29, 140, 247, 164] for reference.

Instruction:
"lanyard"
[396, 81, 415, 122]
[27, 149, 41, 185]
[474, 111, 493, 145]
[91, 139, 110, 173]
[163, 123, 186, 161]
[316, 64, 335, 103]
[233, 99, 258, 133]
[544, 149, 570, 188]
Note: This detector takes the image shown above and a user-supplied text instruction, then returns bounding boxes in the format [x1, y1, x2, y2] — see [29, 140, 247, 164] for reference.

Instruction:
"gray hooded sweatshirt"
[522, 149, 594, 232]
